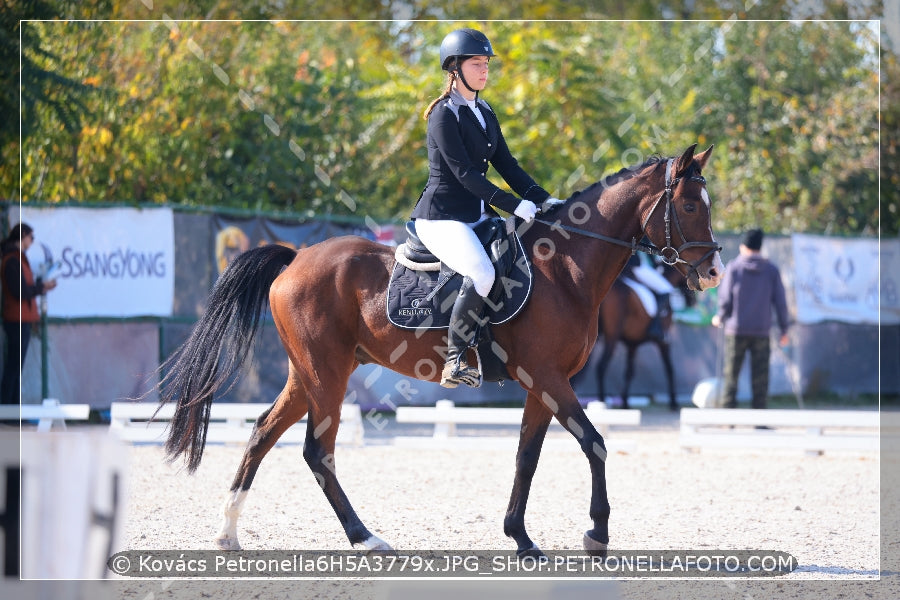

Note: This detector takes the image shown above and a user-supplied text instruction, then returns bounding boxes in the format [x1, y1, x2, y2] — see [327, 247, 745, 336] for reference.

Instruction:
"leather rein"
[533, 157, 722, 279]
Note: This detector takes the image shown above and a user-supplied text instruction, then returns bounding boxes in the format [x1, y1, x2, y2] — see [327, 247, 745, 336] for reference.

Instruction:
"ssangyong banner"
[9, 206, 174, 317]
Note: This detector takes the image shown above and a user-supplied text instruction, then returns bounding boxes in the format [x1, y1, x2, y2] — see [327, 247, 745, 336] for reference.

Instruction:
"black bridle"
[533, 158, 721, 280]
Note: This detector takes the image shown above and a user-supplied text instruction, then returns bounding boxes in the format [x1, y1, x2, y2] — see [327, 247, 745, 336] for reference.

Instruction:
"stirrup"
[440, 352, 483, 389]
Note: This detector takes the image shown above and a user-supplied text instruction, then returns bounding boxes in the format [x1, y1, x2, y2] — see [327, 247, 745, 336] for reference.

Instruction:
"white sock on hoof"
[352, 535, 393, 552]
[215, 490, 248, 551]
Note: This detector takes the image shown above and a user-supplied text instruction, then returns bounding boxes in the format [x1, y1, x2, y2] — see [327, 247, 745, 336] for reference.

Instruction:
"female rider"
[410, 28, 562, 388]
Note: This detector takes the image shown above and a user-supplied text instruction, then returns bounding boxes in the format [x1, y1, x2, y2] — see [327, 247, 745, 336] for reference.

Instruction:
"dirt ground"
[98, 406, 900, 600]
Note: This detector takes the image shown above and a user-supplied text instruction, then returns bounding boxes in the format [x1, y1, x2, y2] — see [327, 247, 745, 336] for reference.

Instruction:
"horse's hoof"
[215, 534, 241, 551]
[353, 535, 394, 553]
[583, 531, 608, 557]
[516, 544, 546, 560]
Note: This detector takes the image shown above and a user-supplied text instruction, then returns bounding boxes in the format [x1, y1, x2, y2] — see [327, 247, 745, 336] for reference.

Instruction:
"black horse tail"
[155, 244, 297, 472]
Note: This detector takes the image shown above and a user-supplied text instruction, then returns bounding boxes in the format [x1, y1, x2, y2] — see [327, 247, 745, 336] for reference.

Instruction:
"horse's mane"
[574, 154, 666, 200]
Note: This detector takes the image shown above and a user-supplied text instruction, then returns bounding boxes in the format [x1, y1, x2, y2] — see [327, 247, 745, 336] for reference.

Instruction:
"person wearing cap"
[1, 223, 57, 405]
[711, 228, 790, 409]
[410, 27, 563, 388]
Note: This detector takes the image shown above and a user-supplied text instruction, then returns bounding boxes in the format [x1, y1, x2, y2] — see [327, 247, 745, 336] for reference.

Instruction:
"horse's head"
[641, 143, 724, 291]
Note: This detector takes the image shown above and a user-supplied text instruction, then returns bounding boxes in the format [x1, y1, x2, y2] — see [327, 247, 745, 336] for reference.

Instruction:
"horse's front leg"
[535, 379, 610, 555]
[621, 344, 638, 410]
[657, 339, 679, 411]
[504, 392, 553, 557]
[594, 337, 615, 404]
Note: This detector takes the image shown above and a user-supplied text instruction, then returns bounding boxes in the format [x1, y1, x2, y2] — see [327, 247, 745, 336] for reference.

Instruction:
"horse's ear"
[693, 144, 715, 170]
[674, 143, 699, 177]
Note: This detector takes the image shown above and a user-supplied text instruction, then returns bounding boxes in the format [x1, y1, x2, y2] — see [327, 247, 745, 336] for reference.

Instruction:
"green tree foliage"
[5, 2, 888, 235]
[0, 0, 112, 201]
[699, 21, 879, 234]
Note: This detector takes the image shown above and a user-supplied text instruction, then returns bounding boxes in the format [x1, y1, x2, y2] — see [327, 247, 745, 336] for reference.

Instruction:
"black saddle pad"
[387, 221, 533, 330]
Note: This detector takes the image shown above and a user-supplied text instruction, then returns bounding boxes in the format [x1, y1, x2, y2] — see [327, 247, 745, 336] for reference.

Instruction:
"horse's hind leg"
[302, 400, 392, 551]
[504, 392, 553, 557]
[215, 370, 308, 550]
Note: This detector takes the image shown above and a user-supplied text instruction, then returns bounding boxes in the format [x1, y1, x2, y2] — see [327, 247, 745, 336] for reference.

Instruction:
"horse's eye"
[683, 202, 696, 213]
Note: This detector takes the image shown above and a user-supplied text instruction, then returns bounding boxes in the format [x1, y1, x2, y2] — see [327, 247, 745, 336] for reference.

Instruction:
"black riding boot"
[441, 277, 486, 388]
[647, 292, 670, 340]
[647, 315, 665, 340]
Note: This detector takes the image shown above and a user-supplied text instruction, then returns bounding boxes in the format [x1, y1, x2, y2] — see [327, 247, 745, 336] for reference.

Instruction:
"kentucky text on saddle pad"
[387, 217, 533, 330]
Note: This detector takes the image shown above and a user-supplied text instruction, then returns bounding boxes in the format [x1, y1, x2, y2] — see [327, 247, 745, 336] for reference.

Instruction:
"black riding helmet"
[439, 28, 496, 71]
[439, 28, 496, 97]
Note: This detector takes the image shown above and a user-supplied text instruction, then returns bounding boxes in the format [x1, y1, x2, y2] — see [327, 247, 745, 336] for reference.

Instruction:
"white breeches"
[622, 278, 659, 317]
[631, 264, 676, 294]
[413, 217, 495, 297]
[623, 265, 677, 318]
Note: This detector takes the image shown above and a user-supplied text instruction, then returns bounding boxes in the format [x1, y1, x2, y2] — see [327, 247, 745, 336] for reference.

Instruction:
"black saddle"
[387, 217, 533, 332]
[400, 221, 437, 263]
[401, 219, 502, 264]
[386, 217, 534, 384]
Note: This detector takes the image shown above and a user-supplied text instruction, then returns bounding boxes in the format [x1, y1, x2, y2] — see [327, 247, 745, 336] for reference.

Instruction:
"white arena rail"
[0, 399, 91, 431]
[109, 402, 364, 446]
[679, 408, 878, 455]
[394, 399, 640, 452]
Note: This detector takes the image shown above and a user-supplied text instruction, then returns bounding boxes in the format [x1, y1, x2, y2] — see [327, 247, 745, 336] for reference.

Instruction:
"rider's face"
[459, 56, 490, 91]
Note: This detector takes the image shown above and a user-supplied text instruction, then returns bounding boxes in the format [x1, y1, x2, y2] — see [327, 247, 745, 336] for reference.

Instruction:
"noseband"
[533, 158, 721, 281]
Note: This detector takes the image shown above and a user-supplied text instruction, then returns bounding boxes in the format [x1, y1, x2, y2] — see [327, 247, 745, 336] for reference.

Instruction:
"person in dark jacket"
[711, 228, 790, 408]
[1, 223, 56, 405]
[410, 28, 562, 388]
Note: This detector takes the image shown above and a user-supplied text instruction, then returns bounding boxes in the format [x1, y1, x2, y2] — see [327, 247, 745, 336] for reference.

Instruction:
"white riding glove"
[514, 200, 538, 222]
[541, 197, 565, 212]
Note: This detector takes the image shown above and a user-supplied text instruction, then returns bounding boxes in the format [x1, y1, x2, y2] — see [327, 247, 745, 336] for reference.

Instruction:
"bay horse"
[155, 143, 723, 557]
[594, 272, 679, 411]
[592, 260, 695, 411]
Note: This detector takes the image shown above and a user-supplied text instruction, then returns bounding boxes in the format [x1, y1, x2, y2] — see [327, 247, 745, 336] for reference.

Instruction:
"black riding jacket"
[410, 90, 549, 223]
